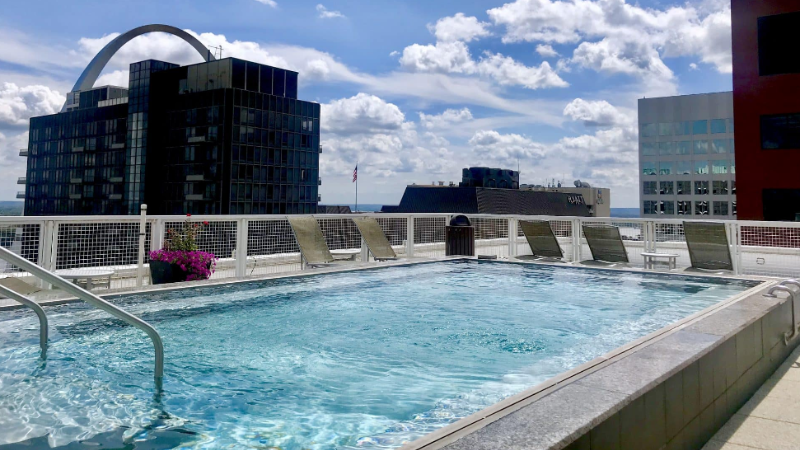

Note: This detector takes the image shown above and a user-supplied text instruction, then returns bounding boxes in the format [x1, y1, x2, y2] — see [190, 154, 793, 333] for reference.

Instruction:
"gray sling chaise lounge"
[288, 216, 335, 268]
[0, 277, 42, 296]
[683, 221, 733, 272]
[517, 220, 564, 261]
[352, 217, 398, 261]
[582, 225, 630, 265]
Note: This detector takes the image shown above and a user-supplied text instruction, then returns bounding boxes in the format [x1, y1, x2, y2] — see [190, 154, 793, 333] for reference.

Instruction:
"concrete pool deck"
[702, 344, 800, 450]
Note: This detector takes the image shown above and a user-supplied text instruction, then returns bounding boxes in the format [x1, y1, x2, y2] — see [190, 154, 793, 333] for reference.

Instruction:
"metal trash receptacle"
[445, 215, 475, 256]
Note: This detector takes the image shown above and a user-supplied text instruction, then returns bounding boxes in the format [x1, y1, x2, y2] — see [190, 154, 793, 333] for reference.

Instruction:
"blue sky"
[0, 0, 733, 207]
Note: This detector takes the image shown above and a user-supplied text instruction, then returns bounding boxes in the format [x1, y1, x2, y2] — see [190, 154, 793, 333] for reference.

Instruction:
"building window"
[641, 142, 657, 156]
[713, 201, 729, 216]
[731, 180, 736, 195]
[640, 123, 657, 137]
[676, 161, 692, 175]
[643, 200, 659, 215]
[677, 201, 692, 215]
[659, 123, 673, 136]
[643, 181, 657, 195]
[758, 11, 800, 76]
[677, 181, 692, 195]
[731, 158, 735, 174]
[694, 181, 709, 195]
[659, 162, 673, 175]
[727, 118, 734, 133]
[659, 181, 674, 195]
[761, 113, 800, 149]
[710, 119, 727, 134]
[693, 140, 708, 154]
[695, 161, 709, 175]
[676, 141, 691, 155]
[692, 120, 708, 135]
[661, 201, 675, 215]
[674, 121, 691, 136]
[732, 201, 737, 215]
[712, 160, 728, 174]
[642, 162, 657, 176]
[711, 139, 729, 154]
[659, 142, 674, 155]
[713, 180, 729, 195]
[695, 201, 709, 216]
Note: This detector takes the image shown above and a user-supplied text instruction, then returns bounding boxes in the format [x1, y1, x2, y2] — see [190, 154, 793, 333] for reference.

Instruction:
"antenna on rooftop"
[210, 44, 223, 59]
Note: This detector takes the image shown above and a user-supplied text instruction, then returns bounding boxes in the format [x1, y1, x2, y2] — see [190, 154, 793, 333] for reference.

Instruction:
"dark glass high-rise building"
[23, 57, 321, 216]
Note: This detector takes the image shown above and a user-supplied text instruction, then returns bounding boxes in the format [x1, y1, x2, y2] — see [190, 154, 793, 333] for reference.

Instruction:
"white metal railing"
[2, 213, 800, 290]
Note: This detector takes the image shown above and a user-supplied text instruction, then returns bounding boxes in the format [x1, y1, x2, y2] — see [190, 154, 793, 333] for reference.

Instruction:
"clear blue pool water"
[0, 261, 756, 449]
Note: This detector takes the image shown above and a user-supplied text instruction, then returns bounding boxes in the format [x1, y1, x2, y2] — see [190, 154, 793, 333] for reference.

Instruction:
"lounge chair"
[287, 217, 335, 268]
[517, 220, 564, 261]
[582, 225, 630, 266]
[683, 221, 733, 272]
[352, 217, 398, 261]
[0, 277, 42, 296]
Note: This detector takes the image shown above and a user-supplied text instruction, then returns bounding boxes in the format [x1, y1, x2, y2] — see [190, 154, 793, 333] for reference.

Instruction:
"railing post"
[37, 220, 53, 289]
[360, 236, 369, 262]
[150, 218, 164, 252]
[136, 204, 147, 287]
[572, 218, 582, 262]
[507, 218, 517, 258]
[406, 216, 415, 257]
[729, 222, 741, 275]
[235, 218, 249, 278]
[49, 222, 59, 273]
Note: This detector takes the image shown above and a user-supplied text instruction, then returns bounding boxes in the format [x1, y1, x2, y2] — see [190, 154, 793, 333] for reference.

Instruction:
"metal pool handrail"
[764, 282, 799, 344]
[0, 284, 47, 355]
[0, 246, 164, 390]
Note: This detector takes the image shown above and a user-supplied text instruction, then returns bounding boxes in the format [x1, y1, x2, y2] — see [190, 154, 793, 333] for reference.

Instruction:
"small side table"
[55, 268, 115, 290]
[641, 252, 679, 270]
[330, 249, 359, 261]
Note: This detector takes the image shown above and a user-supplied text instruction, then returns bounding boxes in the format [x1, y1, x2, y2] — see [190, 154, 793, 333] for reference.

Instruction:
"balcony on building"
[19, 149, 28, 157]
[16, 191, 24, 199]
[17, 177, 26, 184]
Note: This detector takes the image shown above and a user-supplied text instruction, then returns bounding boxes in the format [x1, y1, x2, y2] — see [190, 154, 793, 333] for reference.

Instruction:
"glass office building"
[22, 57, 321, 216]
[638, 92, 736, 218]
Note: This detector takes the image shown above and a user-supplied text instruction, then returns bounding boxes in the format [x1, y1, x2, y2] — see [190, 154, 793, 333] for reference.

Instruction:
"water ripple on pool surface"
[0, 261, 756, 449]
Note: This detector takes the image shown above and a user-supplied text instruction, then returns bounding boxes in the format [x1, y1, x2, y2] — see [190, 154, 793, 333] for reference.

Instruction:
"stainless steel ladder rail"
[0, 284, 47, 355]
[0, 246, 164, 390]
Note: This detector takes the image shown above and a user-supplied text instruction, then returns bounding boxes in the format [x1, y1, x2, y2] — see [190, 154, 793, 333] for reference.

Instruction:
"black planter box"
[149, 260, 189, 284]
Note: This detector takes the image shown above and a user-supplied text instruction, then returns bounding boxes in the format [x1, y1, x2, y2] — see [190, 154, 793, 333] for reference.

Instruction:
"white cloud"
[400, 42, 568, 90]
[253, 0, 277, 8]
[0, 83, 63, 127]
[536, 44, 559, 58]
[429, 13, 491, 43]
[476, 53, 568, 90]
[487, 0, 733, 87]
[399, 41, 476, 74]
[316, 4, 345, 19]
[322, 93, 405, 134]
[689, 63, 698, 70]
[468, 130, 547, 164]
[419, 108, 473, 129]
[562, 98, 630, 127]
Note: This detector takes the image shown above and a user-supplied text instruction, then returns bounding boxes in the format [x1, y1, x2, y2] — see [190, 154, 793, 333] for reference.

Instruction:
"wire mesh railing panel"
[163, 219, 237, 260]
[247, 219, 299, 256]
[0, 223, 41, 275]
[376, 217, 407, 250]
[740, 225, 800, 278]
[651, 222, 691, 269]
[414, 217, 447, 258]
[470, 217, 509, 258]
[318, 218, 361, 251]
[56, 222, 150, 270]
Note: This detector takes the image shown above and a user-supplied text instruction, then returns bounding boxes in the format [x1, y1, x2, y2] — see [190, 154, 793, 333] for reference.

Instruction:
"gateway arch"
[62, 24, 214, 111]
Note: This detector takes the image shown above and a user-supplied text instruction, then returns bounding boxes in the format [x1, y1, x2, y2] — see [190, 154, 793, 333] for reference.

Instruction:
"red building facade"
[732, 0, 800, 220]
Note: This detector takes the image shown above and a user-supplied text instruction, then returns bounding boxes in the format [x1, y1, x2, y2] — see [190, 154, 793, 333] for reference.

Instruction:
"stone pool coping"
[399, 266, 793, 450]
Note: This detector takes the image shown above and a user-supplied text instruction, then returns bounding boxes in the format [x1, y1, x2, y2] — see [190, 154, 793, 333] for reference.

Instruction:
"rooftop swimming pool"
[0, 260, 757, 449]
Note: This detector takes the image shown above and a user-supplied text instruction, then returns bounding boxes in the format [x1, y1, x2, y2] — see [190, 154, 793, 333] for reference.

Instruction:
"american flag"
[352, 165, 358, 183]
